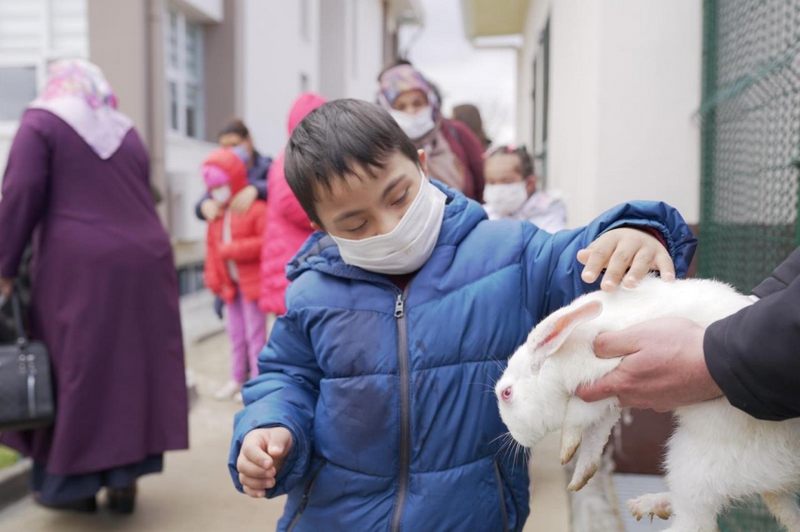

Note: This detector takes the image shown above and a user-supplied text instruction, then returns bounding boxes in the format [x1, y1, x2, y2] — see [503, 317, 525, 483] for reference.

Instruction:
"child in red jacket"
[202, 147, 267, 400]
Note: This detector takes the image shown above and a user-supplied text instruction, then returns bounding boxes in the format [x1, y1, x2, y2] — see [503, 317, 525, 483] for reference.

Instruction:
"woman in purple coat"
[0, 60, 188, 513]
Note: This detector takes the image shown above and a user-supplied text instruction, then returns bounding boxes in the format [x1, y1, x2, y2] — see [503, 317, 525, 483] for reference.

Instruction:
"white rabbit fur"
[495, 276, 800, 532]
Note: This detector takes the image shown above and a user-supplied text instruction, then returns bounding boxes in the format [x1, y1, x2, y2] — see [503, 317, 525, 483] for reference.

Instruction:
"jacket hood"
[203, 148, 249, 195]
[287, 92, 327, 135]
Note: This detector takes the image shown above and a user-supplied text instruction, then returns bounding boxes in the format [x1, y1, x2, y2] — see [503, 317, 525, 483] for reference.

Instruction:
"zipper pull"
[394, 293, 405, 319]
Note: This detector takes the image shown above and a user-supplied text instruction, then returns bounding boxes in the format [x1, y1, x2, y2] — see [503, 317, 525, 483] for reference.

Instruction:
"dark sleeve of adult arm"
[703, 247, 800, 421]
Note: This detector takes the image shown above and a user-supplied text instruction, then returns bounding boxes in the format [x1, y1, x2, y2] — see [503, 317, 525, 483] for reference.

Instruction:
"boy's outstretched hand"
[577, 227, 674, 291]
[237, 427, 293, 498]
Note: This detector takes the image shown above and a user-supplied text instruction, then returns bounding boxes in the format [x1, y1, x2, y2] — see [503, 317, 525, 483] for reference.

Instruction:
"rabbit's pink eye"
[501, 386, 513, 402]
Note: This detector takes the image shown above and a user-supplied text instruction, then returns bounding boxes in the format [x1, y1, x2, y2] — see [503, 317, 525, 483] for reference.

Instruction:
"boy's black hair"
[285, 99, 420, 225]
[487, 145, 534, 178]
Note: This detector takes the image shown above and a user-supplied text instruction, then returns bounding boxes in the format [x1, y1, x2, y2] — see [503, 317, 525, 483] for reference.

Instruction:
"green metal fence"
[699, 0, 800, 293]
[700, 1, 800, 529]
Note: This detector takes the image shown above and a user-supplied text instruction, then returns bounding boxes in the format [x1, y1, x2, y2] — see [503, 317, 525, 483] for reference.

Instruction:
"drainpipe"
[145, 0, 170, 233]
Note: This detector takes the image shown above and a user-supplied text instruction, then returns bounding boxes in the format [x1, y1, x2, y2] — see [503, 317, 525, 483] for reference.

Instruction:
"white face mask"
[211, 185, 232, 204]
[389, 106, 436, 140]
[484, 182, 529, 216]
[331, 173, 447, 275]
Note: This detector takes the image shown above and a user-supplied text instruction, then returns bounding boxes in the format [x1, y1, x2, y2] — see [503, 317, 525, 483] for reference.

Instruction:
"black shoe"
[35, 495, 97, 513]
[107, 485, 136, 515]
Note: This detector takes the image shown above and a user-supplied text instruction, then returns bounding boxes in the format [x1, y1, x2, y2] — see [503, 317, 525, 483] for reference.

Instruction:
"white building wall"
[165, 133, 216, 242]
[517, 0, 701, 226]
[344, 0, 385, 101]
[241, 0, 321, 154]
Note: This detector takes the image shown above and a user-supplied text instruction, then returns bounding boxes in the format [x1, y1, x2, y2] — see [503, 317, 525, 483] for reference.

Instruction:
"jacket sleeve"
[0, 116, 51, 278]
[194, 191, 211, 221]
[220, 205, 266, 262]
[248, 156, 271, 200]
[522, 200, 697, 318]
[204, 227, 222, 295]
[704, 247, 800, 420]
[228, 309, 321, 496]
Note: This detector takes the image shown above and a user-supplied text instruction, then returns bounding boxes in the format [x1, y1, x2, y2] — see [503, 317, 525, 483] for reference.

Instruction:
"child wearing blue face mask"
[228, 99, 697, 531]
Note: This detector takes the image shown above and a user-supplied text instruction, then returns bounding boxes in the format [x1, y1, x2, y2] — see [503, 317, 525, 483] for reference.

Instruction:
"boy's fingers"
[237, 459, 273, 479]
[242, 486, 266, 498]
[580, 243, 613, 284]
[240, 474, 274, 491]
[622, 248, 655, 288]
[601, 241, 638, 290]
[576, 248, 591, 265]
[243, 444, 273, 470]
[654, 250, 676, 281]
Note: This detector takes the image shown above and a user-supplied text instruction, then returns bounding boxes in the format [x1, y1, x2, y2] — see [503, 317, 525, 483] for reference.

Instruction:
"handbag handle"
[9, 285, 28, 347]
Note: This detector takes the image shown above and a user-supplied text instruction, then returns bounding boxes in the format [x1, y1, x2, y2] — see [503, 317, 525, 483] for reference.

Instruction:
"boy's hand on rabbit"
[237, 427, 293, 498]
[577, 227, 674, 291]
[575, 318, 723, 411]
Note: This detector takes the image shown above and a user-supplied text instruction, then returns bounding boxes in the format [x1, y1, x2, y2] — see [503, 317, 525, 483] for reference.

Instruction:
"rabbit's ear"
[527, 300, 603, 360]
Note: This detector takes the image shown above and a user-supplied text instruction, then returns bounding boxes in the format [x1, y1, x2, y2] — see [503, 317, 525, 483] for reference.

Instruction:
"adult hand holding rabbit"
[576, 318, 722, 411]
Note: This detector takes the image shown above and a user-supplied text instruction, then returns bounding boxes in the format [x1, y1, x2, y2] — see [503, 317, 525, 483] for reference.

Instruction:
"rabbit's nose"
[500, 386, 513, 402]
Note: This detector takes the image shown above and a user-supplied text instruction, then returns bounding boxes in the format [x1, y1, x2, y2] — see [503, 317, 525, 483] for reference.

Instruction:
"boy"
[229, 99, 696, 531]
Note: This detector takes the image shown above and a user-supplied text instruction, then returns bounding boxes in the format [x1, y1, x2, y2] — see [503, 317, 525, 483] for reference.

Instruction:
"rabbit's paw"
[627, 492, 672, 522]
[560, 427, 581, 465]
[567, 460, 598, 492]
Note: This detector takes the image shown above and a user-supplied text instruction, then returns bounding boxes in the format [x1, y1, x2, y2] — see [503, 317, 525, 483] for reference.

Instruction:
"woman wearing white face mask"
[483, 145, 568, 233]
[377, 60, 486, 202]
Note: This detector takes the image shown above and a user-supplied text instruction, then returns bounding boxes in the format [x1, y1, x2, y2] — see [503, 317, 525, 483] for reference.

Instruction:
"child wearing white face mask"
[484, 145, 568, 233]
[377, 60, 487, 203]
[202, 147, 267, 401]
[228, 99, 697, 531]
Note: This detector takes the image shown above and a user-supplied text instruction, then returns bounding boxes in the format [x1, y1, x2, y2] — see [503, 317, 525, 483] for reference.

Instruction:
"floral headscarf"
[37, 59, 120, 110]
[30, 59, 132, 159]
[377, 63, 441, 116]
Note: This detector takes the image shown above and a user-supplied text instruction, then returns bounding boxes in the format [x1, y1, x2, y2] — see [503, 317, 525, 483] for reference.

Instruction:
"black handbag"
[0, 289, 54, 431]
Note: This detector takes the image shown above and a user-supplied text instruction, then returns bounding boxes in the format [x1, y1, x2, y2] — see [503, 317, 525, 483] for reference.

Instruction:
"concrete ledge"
[0, 458, 31, 511]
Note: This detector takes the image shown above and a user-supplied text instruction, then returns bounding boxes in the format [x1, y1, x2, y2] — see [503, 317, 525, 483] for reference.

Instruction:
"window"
[0, 0, 88, 121]
[533, 18, 550, 180]
[0, 66, 37, 120]
[165, 7, 205, 139]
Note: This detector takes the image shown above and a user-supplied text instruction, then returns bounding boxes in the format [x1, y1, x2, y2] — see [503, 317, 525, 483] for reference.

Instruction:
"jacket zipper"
[390, 289, 411, 532]
[493, 460, 510, 531]
[287, 460, 326, 531]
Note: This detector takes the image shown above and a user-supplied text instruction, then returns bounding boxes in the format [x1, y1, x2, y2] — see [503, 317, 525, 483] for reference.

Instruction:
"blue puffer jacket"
[229, 183, 696, 531]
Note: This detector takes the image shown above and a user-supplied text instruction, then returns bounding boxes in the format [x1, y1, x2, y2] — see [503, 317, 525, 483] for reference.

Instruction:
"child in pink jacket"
[259, 93, 326, 320]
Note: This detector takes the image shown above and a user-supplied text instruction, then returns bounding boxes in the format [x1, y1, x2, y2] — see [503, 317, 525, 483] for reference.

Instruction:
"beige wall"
[204, 0, 240, 140]
[517, 0, 701, 226]
[87, 0, 169, 225]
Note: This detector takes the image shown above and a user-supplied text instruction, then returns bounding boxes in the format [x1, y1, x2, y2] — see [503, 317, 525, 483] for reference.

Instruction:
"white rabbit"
[495, 276, 800, 532]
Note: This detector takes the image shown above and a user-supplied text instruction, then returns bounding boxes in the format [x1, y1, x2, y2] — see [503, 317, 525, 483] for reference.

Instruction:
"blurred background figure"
[195, 119, 272, 223]
[0, 59, 188, 514]
[483, 145, 566, 233]
[259, 93, 326, 324]
[201, 148, 266, 401]
[377, 60, 486, 201]
[452, 103, 492, 151]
